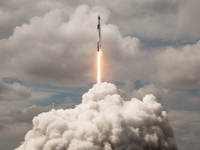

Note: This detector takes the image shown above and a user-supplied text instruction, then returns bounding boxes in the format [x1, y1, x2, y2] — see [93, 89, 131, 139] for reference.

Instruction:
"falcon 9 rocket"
[97, 16, 101, 52]
[97, 16, 102, 84]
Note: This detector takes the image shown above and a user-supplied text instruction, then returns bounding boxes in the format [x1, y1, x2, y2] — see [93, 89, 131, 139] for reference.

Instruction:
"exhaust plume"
[15, 82, 178, 150]
[97, 50, 102, 84]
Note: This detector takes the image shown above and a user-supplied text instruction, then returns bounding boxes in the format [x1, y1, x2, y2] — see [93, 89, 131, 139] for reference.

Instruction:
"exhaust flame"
[97, 50, 102, 84]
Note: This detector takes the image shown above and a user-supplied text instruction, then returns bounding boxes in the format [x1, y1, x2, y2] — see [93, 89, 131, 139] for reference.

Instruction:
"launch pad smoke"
[15, 82, 178, 150]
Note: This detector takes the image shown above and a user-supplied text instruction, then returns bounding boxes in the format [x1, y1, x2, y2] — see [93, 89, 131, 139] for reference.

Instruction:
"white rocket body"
[97, 16, 101, 52]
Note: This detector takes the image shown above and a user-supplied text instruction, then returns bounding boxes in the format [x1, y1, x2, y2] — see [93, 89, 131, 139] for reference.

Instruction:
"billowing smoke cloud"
[15, 83, 178, 150]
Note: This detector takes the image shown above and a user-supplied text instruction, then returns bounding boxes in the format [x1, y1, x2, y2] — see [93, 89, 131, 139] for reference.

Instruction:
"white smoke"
[15, 82, 178, 150]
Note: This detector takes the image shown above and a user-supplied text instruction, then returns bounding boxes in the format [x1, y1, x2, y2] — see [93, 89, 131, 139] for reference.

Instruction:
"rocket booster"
[97, 15, 101, 52]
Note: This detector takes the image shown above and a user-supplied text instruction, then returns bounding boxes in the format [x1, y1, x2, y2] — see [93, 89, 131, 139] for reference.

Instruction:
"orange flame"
[97, 50, 102, 84]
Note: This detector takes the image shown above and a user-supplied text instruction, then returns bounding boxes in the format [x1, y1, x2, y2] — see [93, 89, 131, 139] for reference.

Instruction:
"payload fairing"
[97, 15, 101, 52]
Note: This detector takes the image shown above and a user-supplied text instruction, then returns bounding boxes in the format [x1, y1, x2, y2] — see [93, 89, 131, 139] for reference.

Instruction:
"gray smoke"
[15, 82, 178, 150]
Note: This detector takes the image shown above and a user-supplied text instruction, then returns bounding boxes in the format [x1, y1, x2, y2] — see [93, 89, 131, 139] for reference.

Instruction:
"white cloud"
[0, 78, 31, 101]
[15, 82, 178, 150]
[177, 0, 200, 41]
[155, 40, 200, 89]
[1, 0, 200, 42]
[0, 124, 31, 150]
[1, 2, 200, 89]
[169, 110, 200, 150]
[56, 96, 76, 109]
[131, 82, 200, 111]
[132, 84, 168, 103]
[0, 103, 54, 149]
[0, 5, 140, 87]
